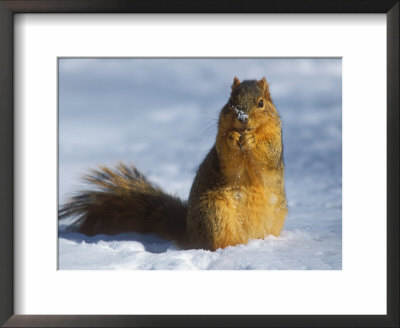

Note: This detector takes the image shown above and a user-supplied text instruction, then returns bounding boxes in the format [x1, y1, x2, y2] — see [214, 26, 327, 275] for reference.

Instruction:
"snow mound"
[58, 229, 341, 270]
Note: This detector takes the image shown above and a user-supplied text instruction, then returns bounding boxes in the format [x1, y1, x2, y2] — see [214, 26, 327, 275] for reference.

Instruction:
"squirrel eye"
[258, 99, 264, 108]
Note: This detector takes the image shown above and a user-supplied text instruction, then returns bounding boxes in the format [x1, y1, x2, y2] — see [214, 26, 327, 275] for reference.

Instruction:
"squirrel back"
[59, 77, 287, 251]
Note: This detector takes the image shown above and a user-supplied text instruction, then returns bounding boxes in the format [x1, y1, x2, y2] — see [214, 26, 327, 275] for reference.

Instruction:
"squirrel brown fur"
[59, 77, 288, 251]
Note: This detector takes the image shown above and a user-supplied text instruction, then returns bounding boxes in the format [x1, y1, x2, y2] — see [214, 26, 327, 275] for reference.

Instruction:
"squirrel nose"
[230, 102, 249, 124]
[236, 110, 249, 124]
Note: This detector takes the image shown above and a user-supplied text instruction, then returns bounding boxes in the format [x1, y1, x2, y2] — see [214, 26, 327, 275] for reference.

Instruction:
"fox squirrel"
[59, 77, 288, 251]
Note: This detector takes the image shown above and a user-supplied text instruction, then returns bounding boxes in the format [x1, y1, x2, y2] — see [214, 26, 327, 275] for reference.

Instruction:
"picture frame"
[0, 0, 398, 327]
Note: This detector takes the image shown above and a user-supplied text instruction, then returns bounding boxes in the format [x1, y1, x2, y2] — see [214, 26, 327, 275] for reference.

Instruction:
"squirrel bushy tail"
[59, 163, 188, 242]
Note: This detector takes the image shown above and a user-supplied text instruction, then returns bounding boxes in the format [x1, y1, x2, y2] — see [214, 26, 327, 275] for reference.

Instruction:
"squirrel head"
[223, 77, 277, 129]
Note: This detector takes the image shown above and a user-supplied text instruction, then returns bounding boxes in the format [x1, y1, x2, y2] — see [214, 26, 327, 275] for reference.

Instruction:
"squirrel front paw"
[228, 131, 242, 149]
[239, 132, 255, 150]
[227, 131, 242, 150]
[227, 130, 255, 151]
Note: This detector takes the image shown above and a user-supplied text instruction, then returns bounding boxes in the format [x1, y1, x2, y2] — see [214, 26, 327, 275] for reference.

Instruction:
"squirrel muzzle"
[229, 102, 249, 125]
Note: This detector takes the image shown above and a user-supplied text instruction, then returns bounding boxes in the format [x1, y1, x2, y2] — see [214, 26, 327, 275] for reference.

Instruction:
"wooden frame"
[0, 0, 398, 327]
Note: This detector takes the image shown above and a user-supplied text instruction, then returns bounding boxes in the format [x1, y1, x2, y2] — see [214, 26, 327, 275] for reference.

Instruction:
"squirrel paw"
[227, 131, 255, 151]
[227, 131, 242, 150]
[239, 132, 255, 150]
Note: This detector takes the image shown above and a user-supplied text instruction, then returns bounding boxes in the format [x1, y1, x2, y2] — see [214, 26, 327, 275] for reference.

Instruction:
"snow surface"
[58, 58, 342, 270]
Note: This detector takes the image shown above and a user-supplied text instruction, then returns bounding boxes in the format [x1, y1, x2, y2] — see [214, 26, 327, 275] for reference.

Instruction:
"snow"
[235, 109, 249, 122]
[58, 58, 342, 270]
[231, 103, 249, 122]
[59, 230, 339, 270]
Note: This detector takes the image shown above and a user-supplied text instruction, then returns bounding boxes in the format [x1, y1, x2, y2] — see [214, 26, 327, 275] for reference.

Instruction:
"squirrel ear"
[256, 77, 267, 90]
[257, 77, 271, 100]
[231, 76, 240, 89]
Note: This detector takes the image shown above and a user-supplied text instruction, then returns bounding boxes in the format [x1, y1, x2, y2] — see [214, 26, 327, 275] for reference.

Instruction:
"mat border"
[1, 1, 398, 327]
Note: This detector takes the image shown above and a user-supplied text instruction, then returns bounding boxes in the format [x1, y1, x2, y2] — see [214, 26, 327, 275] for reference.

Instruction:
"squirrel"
[59, 77, 288, 251]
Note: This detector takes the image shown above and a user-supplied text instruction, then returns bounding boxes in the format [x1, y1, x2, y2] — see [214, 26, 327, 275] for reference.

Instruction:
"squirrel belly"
[59, 76, 288, 251]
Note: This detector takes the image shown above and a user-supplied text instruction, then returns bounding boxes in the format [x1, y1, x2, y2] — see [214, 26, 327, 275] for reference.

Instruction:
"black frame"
[0, 1, 398, 327]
